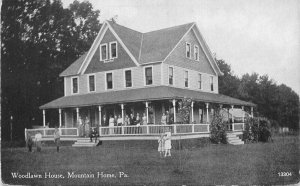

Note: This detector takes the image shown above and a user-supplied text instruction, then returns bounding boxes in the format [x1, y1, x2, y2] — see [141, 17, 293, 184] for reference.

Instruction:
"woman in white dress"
[164, 129, 172, 157]
[109, 115, 115, 134]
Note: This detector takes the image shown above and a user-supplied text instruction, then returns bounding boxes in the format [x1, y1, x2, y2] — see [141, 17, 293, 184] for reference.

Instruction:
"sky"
[62, 0, 300, 95]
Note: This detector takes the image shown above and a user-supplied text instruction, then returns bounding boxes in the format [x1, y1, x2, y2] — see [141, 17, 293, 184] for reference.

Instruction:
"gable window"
[72, 77, 78, 94]
[145, 67, 153, 85]
[194, 45, 199, 61]
[125, 70, 132, 87]
[100, 44, 108, 61]
[186, 43, 191, 58]
[210, 76, 214, 91]
[198, 74, 202, 89]
[169, 67, 174, 85]
[88, 75, 95, 92]
[106, 73, 113, 90]
[110, 42, 117, 59]
[184, 71, 189, 87]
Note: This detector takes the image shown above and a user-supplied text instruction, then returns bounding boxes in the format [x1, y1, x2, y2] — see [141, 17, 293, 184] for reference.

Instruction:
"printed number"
[278, 172, 292, 176]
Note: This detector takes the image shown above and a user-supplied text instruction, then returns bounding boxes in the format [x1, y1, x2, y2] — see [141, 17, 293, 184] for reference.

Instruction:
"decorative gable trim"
[191, 25, 223, 76]
[78, 21, 139, 75]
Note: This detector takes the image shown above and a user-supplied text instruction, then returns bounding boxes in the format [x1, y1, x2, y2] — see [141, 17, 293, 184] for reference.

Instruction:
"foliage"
[177, 98, 192, 124]
[1, 0, 101, 140]
[210, 109, 227, 144]
[243, 117, 272, 143]
[217, 59, 299, 131]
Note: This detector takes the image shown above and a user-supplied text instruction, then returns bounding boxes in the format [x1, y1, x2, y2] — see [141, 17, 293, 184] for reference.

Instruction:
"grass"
[1, 135, 299, 186]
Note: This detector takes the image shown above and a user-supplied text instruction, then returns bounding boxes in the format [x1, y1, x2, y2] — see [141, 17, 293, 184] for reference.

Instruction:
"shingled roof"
[60, 21, 217, 77]
[40, 86, 256, 109]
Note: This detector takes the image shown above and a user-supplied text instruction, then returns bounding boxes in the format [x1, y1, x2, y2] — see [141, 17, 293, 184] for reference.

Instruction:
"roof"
[40, 86, 256, 109]
[60, 21, 222, 77]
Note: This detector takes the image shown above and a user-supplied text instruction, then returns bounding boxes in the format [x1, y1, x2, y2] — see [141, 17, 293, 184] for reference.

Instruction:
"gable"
[164, 28, 216, 75]
[84, 29, 137, 74]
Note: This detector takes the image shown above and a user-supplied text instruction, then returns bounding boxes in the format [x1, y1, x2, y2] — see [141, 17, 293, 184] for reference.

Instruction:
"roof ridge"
[144, 22, 195, 34]
[107, 20, 142, 34]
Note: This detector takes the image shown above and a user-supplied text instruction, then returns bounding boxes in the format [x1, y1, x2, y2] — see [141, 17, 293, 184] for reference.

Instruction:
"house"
[31, 21, 255, 140]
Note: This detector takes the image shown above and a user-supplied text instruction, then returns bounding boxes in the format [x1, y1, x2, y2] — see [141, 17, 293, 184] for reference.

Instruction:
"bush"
[210, 109, 227, 144]
[243, 117, 272, 143]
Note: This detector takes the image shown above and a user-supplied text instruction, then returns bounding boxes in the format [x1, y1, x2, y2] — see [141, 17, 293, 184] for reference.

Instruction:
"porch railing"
[25, 127, 79, 139]
[99, 124, 210, 136]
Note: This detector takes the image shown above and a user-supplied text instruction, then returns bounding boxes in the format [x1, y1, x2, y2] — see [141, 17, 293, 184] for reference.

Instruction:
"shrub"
[210, 109, 227, 144]
[243, 117, 272, 143]
[177, 98, 192, 124]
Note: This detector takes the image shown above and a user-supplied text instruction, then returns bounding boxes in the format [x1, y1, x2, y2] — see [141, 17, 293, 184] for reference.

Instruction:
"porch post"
[59, 108, 62, 127]
[76, 107, 79, 123]
[191, 101, 194, 123]
[251, 107, 254, 118]
[145, 101, 149, 123]
[231, 105, 234, 131]
[121, 104, 124, 124]
[205, 103, 209, 123]
[98, 106, 102, 126]
[43, 109, 46, 127]
[172, 99, 176, 123]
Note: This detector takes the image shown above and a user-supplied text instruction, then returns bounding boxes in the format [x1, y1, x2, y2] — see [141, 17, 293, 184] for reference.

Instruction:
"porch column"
[145, 101, 149, 123]
[241, 106, 245, 123]
[59, 108, 62, 127]
[191, 101, 194, 123]
[76, 107, 79, 123]
[251, 107, 254, 118]
[98, 106, 102, 126]
[121, 104, 124, 124]
[231, 105, 234, 131]
[172, 99, 176, 123]
[205, 103, 209, 123]
[43, 110, 46, 127]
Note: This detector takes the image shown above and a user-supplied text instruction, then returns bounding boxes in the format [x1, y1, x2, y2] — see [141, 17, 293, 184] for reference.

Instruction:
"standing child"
[54, 127, 60, 152]
[164, 129, 172, 157]
[27, 135, 33, 152]
[158, 134, 165, 158]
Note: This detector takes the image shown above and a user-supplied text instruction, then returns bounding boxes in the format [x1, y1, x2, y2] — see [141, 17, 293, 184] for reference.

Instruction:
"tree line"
[1, 0, 299, 141]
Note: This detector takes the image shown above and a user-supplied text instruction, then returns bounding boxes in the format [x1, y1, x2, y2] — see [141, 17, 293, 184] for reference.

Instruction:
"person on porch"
[166, 111, 170, 124]
[117, 114, 123, 126]
[135, 113, 141, 133]
[109, 115, 114, 134]
[85, 116, 90, 137]
[90, 128, 99, 143]
[124, 114, 129, 126]
[103, 115, 107, 126]
[129, 113, 136, 125]
[26, 135, 33, 152]
[161, 112, 167, 125]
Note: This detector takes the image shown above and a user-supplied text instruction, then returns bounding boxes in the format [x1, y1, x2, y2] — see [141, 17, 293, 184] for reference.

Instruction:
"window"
[125, 70, 132, 87]
[186, 43, 191, 58]
[194, 45, 199, 61]
[184, 71, 189, 87]
[72, 77, 78, 94]
[145, 67, 153, 85]
[198, 74, 202, 89]
[169, 67, 173, 85]
[88, 75, 95, 92]
[210, 76, 214, 91]
[100, 44, 108, 61]
[106, 73, 113, 89]
[110, 42, 117, 59]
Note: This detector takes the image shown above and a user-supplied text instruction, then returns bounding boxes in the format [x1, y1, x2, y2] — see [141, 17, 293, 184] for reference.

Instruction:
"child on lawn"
[164, 129, 172, 157]
[158, 133, 165, 158]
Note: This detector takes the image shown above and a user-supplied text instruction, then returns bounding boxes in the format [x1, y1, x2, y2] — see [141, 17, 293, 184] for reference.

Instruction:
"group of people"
[158, 129, 172, 158]
[26, 127, 61, 153]
[104, 112, 148, 127]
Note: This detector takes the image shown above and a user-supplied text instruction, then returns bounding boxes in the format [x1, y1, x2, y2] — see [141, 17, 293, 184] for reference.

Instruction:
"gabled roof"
[40, 86, 256, 109]
[60, 21, 223, 77]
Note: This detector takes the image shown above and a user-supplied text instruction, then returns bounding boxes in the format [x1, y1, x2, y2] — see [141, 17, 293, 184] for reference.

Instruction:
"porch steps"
[227, 132, 244, 145]
[72, 138, 99, 147]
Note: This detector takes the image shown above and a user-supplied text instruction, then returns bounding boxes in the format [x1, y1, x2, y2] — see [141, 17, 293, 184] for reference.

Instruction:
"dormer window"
[194, 45, 199, 61]
[109, 41, 117, 59]
[100, 44, 108, 61]
[186, 43, 191, 58]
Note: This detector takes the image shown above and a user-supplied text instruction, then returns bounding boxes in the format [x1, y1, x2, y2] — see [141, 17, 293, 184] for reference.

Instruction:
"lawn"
[1, 135, 299, 186]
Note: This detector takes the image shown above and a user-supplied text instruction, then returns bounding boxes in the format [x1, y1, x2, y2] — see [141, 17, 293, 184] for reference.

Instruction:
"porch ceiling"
[39, 86, 256, 109]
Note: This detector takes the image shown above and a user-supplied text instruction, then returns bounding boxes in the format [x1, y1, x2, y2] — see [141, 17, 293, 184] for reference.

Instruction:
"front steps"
[227, 132, 244, 145]
[72, 138, 99, 147]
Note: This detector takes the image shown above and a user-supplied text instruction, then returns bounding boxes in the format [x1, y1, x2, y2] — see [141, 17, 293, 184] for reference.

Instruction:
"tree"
[1, 0, 101, 140]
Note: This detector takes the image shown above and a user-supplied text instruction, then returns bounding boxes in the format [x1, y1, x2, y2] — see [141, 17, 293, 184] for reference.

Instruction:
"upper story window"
[169, 67, 173, 85]
[145, 67, 153, 85]
[186, 43, 191, 58]
[100, 44, 108, 61]
[210, 76, 214, 91]
[72, 77, 78, 94]
[194, 45, 199, 61]
[125, 70, 132, 87]
[106, 72, 113, 90]
[184, 71, 189, 87]
[198, 74, 202, 89]
[109, 42, 117, 59]
[88, 75, 95, 92]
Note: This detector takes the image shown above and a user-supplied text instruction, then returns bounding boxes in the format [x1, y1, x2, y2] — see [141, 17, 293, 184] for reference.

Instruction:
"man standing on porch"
[161, 112, 167, 125]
